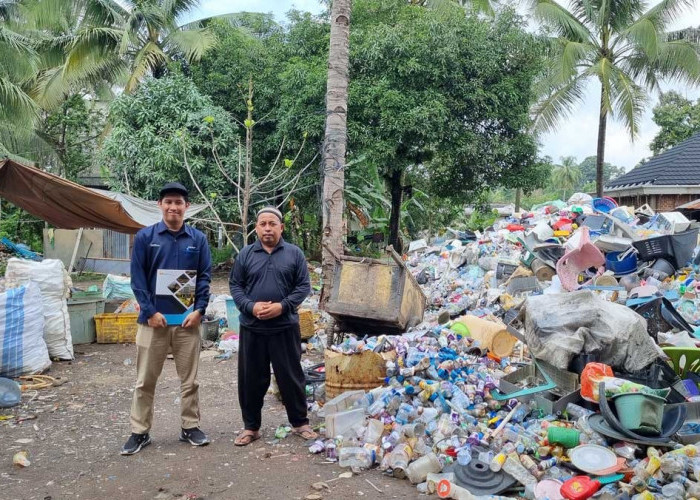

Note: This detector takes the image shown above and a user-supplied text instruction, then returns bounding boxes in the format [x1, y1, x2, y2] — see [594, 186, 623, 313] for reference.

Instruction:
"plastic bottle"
[325, 440, 337, 461]
[502, 456, 537, 487]
[389, 442, 412, 478]
[382, 430, 402, 451]
[406, 347, 425, 367]
[386, 392, 402, 414]
[419, 406, 439, 423]
[520, 454, 543, 479]
[451, 386, 471, 412]
[660, 453, 687, 475]
[661, 482, 686, 499]
[565, 403, 594, 419]
[364, 419, 385, 445]
[406, 452, 443, 484]
[427, 472, 456, 494]
[686, 479, 700, 498]
[396, 402, 418, 425]
[338, 446, 374, 469]
[457, 446, 472, 466]
[436, 479, 477, 500]
[646, 455, 661, 476]
[538, 457, 560, 471]
[308, 440, 325, 454]
[670, 444, 698, 457]
[490, 452, 507, 472]
[690, 459, 700, 484]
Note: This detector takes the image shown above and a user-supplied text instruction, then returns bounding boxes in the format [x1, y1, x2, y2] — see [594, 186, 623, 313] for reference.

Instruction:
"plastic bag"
[102, 274, 135, 300]
[580, 362, 669, 402]
[520, 290, 660, 372]
[580, 363, 613, 402]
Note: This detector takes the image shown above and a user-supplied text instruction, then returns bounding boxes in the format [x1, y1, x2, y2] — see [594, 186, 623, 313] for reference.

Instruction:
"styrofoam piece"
[659, 212, 691, 234]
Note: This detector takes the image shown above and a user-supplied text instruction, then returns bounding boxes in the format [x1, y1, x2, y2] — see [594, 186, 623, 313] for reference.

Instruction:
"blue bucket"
[606, 251, 638, 275]
[593, 197, 617, 213]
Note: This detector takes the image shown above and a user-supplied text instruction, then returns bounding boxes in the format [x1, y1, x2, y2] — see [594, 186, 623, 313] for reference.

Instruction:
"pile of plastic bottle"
[406, 234, 522, 317]
[313, 324, 700, 499]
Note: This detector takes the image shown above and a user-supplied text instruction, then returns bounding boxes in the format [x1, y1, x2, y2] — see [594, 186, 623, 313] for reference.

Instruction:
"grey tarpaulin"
[90, 189, 206, 227]
[0, 158, 207, 233]
[519, 290, 660, 372]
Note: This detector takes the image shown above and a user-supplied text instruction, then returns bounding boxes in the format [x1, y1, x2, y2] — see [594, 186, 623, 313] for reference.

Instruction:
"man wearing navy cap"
[121, 182, 212, 455]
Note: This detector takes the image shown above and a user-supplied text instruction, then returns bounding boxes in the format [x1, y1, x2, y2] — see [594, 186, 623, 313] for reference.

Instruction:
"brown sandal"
[292, 426, 318, 440]
[234, 430, 261, 446]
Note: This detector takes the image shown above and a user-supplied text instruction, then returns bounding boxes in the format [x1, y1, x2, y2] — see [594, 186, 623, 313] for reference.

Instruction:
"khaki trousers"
[130, 324, 201, 434]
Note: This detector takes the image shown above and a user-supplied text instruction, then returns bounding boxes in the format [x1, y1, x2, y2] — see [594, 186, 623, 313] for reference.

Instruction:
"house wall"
[614, 193, 698, 211]
[44, 229, 104, 269]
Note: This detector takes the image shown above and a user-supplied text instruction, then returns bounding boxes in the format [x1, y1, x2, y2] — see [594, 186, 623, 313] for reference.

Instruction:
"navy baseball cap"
[159, 182, 188, 199]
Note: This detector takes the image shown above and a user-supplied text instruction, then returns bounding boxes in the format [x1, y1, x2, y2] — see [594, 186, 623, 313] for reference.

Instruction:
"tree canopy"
[650, 91, 700, 155]
[101, 74, 239, 217]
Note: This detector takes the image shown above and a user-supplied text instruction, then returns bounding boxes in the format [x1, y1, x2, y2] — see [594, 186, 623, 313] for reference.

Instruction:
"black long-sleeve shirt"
[229, 238, 310, 332]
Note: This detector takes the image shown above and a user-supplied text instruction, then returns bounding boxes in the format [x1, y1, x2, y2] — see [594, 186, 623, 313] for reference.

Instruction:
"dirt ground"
[1, 344, 422, 500]
[1, 273, 419, 500]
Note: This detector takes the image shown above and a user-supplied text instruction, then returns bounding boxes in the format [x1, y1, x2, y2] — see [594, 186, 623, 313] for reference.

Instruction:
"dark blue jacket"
[131, 221, 211, 324]
[229, 238, 310, 331]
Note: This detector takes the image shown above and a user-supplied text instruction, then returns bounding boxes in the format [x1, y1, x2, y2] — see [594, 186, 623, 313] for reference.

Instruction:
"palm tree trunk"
[595, 87, 608, 198]
[388, 168, 403, 252]
[242, 78, 253, 245]
[320, 0, 351, 313]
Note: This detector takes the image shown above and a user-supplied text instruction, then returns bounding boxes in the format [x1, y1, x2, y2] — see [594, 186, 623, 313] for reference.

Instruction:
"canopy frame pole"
[68, 227, 84, 273]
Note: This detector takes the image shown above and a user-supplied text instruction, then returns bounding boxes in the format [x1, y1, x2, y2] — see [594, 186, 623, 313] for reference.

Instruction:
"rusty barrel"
[324, 349, 395, 399]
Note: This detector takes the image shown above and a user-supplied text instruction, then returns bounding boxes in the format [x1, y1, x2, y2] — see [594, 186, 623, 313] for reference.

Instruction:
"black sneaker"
[120, 433, 151, 455]
[179, 427, 210, 446]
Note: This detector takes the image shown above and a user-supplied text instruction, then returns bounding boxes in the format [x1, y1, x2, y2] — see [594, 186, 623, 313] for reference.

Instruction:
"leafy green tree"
[190, 16, 287, 168]
[350, 0, 543, 250]
[188, 2, 543, 250]
[650, 91, 700, 154]
[577, 155, 625, 188]
[36, 93, 105, 180]
[531, 0, 700, 198]
[552, 156, 582, 201]
[101, 74, 239, 215]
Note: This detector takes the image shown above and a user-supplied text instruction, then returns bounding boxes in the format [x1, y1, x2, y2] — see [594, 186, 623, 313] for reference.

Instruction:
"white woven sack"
[5, 258, 74, 360]
[0, 282, 51, 377]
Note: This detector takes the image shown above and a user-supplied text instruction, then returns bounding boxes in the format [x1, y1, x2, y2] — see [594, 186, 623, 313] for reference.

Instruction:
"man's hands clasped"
[252, 301, 283, 320]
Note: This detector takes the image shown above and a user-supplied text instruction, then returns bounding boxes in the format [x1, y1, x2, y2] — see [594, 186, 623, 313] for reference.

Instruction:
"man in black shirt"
[229, 206, 316, 446]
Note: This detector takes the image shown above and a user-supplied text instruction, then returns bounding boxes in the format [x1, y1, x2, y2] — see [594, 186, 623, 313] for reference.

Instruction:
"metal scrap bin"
[324, 247, 427, 333]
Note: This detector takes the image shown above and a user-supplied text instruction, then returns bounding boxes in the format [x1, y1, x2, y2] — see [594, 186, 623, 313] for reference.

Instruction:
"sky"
[183, 0, 700, 172]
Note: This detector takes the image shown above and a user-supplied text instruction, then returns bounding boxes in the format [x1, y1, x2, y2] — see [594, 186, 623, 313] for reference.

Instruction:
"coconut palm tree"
[321, 0, 351, 325]
[552, 155, 582, 202]
[117, 0, 216, 93]
[0, 1, 39, 151]
[22, 0, 215, 106]
[531, 0, 700, 198]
